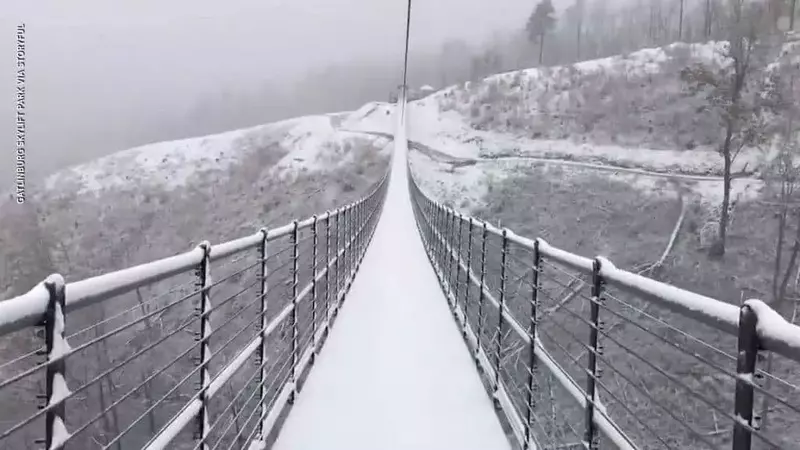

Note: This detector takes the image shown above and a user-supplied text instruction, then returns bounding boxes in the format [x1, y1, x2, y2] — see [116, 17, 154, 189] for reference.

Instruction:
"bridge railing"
[0, 171, 389, 450]
[408, 168, 800, 450]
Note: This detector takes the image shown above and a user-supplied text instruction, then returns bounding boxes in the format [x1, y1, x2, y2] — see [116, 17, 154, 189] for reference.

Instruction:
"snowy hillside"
[43, 110, 394, 196]
[403, 41, 772, 178]
[402, 39, 800, 211]
[0, 105, 395, 298]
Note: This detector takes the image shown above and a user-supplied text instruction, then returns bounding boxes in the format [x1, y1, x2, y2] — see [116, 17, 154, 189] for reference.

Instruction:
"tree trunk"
[705, 0, 713, 38]
[538, 33, 546, 65]
[792, 0, 798, 31]
[577, 16, 583, 60]
[772, 182, 789, 303]
[713, 125, 735, 257]
[679, 0, 685, 40]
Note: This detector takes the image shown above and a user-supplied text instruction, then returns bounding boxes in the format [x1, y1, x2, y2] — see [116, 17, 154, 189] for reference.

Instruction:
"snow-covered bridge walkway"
[270, 121, 510, 450]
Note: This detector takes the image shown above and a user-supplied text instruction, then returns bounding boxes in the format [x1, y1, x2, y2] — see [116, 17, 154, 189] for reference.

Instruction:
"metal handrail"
[407, 158, 800, 450]
[0, 167, 390, 450]
[0, 170, 390, 337]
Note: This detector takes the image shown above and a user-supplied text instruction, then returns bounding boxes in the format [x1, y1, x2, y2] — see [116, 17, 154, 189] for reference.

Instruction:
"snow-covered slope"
[405, 41, 766, 176]
[43, 109, 394, 196]
[404, 40, 796, 210]
[0, 105, 396, 298]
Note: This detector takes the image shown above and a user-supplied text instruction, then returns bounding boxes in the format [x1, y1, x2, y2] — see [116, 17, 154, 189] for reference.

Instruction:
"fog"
[0, 0, 577, 189]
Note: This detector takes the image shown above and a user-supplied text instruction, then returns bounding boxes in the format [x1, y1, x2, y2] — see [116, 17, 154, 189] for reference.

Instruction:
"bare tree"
[682, 0, 771, 257]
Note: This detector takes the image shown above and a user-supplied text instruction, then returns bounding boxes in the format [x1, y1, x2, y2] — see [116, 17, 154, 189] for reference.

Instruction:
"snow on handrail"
[0, 174, 388, 338]
[420, 199, 637, 450]
[745, 299, 800, 364]
[141, 204, 378, 450]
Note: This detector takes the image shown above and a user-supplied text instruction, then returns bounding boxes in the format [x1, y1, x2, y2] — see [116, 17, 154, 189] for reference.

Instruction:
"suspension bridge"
[1, 97, 800, 450]
[4, 1, 800, 446]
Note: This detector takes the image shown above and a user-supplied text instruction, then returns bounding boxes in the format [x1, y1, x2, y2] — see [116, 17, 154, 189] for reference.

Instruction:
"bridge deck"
[269, 126, 510, 450]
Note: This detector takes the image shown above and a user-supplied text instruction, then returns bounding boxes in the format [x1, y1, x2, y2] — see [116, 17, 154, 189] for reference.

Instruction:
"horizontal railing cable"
[407, 155, 800, 450]
[0, 165, 390, 450]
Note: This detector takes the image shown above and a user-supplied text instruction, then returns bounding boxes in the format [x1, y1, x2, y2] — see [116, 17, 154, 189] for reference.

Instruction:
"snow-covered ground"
[395, 40, 796, 209]
[41, 107, 395, 196]
[399, 41, 781, 181]
[409, 147, 763, 209]
[43, 122, 283, 194]
[404, 95, 762, 177]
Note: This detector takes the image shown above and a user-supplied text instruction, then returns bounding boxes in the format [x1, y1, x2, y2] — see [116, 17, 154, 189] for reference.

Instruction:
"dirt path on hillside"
[345, 129, 760, 183]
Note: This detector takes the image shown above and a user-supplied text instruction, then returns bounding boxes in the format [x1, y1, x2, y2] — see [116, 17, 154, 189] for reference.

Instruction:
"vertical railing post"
[341, 206, 346, 295]
[348, 203, 357, 280]
[428, 202, 435, 255]
[311, 215, 318, 364]
[445, 210, 453, 296]
[440, 205, 448, 280]
[41, 274, 68, 450]
[584, 257, 605, 449]
[464, 218, 475, 338]
[257, 228, 269, 439]
[450, 213, 457, 288]
[524, 239, 542, 450]
[434, 204, 442, 275]
[325, 212, 332, 325]
[430, 204, 438, 269]
[363, 199, 367, 252]
[363, 200, 368, 256]
[288, 221, 299, 404]
[732, 304, 759, 450]
[476, 222, 488, 362]
[348, 203, 358, 280]
[346, 205, 353, 285]
[449, 212, 458, 302]
[417, 195, 425, 248]
[333, 209, 340, 313]
[431, 204, 439, 273]
[195, 242, 212, 450]
[355, 202, 361, 264]
[359, 201, 364, 261]
[493, 229, 509, 404]
[425, 200, 433, 253]
[441, 207, 449, 293]
[365, 199, 372, 247]
[363, 199, 368, 250]
[362, 201, 366, 250]
[455, 213, 464, 322]
[345, 205, 351, 289]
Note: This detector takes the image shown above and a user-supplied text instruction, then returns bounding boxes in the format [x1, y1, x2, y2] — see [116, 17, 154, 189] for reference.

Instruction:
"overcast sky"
[1, 0, 575, 188]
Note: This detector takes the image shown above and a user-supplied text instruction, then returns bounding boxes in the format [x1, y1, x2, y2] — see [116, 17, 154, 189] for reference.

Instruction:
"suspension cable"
[402, 0, 412, 117]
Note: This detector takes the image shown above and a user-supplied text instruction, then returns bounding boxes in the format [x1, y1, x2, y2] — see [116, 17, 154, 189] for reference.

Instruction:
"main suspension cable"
[401, 0, 412, 118]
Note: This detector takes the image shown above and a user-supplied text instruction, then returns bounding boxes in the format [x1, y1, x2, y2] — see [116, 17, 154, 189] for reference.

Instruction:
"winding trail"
[345, 128, 760, 184]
